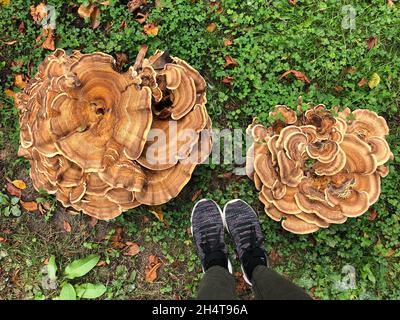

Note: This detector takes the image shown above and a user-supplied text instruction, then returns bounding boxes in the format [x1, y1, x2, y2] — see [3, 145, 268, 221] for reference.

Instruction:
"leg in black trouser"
[197, 264, 311, 300]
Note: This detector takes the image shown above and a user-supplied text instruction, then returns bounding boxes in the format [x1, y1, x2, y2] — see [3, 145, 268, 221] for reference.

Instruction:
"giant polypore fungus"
[247, 105, 393, 234]
[16, 48, 212, 220]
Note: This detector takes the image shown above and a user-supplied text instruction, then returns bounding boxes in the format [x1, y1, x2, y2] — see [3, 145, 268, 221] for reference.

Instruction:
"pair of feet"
[191, 199, 268, 285]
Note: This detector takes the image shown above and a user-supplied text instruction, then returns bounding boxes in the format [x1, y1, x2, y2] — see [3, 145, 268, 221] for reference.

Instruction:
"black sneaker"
[222, 199, 268, 285]
[191, 199, 232, 273]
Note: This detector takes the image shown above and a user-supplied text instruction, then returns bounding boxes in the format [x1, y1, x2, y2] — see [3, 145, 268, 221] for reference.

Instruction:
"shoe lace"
[199, 228, 224, 255]
[239, 225, 264, 257]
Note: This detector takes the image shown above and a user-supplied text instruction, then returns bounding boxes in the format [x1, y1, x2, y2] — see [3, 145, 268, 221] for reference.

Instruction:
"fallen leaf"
[386, 248, 396, 257]
[224, 55, 239, 68]
[191, 189, 202, 202]
[223, 172, 233, 179]
[21, 201, 38, 212]
[4, 89, 15, 98]
[142, 215, 150, 224]
[127, 0, 146, 12]
[63, 221, 72, 233]
[18, 21, 25, 33]
[135, 12, 148, 24]
[368, 73, 380, 89]
[30, 2, 47, 23]
[207, 23, 217, 32]
[111, 226, 124, 243]
[280, 70, 310, 84]
[269, 249, 279, 263]
[78, 3, 95, 18]
[144, 23, 159, 36]
[387, 0, 394, 7]
[14, 75, 27, 89]
[12, 180, 27, 190]
[334, 85, 344, 92]
[115, 53, 128, 70]
[96, 260, 106, 267]
[368, 209, 378, 221]
[222, 76, 234, 85]
[149, 206, 164, 221]
[358, 77, 368, 87]
[43, 257, 49, 265]
[288, 0, 297, 5]
[235, 272, 248, 293]
[6, 183, 22, 198]
[88, 216, 98, 227]
[0, 237, 6, 243]
[2, 229, 12, 234]
[2, 40, 17, 45]
[145, 255, 162, 282]
[210, 1, 223, 14]
[123, 242, 140, 256]
[366, 36, 378, 50]
[91, 7, 101, 29]
[36, 28, 55, 51]
[344, 66, 357, 74]
[223, 38, 233, 47]
[120, 20, 127, 29]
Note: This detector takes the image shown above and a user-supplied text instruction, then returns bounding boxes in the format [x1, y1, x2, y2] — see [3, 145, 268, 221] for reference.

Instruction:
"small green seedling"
[0, 192, 22, 217]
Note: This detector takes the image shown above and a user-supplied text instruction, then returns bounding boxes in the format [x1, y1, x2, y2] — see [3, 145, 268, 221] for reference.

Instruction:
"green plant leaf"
[11, 205, 21, 217]
[64, 254, 100, 279]
[47, 255, 57, 281]
[3, 207, 11, 217]
[11, 197, 19, 205]
[58, 283, 76, 300]
[368, 73, 380, 89]
[75, 283, 106, 299]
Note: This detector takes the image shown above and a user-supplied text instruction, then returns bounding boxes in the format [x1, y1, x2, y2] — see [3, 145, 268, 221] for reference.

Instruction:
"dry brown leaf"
[18, 21, 25, 33]
[88, 216, 98, 227]
[223, 38, 233, 47]
[210, 1, 223, 14]
[366, 36, 378, 50]
[78, 3, 95, 18]
[386, 248, 396, 257]
[127, 0, 146, 12]
[0, 237, 6, 243]
[43, 257, 49, 265]
[14, 75, 27, 89]
[224, 55, 239, 68]
[148, 206, 164, 221]
[280, 70, 310, 84]
[344, 66, 357, 74]
[142, 215, 150, 224]
[135, 12, 148, 24]
[269, 249, 279, 263]
[6, 183, 22, 198]
[358, 78, 368, 87]
[3, 40, 17, 45]
[207, 23, 217, 32]
[123, 241, 140, 256]
[40, 28, 56, 51]
[387, 0, 394, 7]
[63, 221, 72, 232]
[96, 260, 107, 267]
[12, 180, 27, 190]
[145, 255, 162, 282]
[120, 20, 127, 29]
[91, 7, 101, 29]
[115, 53, 128, 70]
[222, 76, 234, 85]
[4, 89, 15, 98]
[288, 0, 297, 5]
[30, 2, 47, 23]
[234, 272, 248, 293]
[144, 23, 159, 36]
[111, 226, 124, 243]
[334, 86, 344, 92]
[21, 201, 38, 212]
[367, 209, 378, 221]
[191, 189, 202, 202]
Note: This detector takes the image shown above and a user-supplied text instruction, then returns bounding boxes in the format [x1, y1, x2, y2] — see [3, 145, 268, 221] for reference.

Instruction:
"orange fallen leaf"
[91, 7, 101, 29]
[111, 226, 124, 243]
[0, 237, 6, 243]
[387, 0, 394, 7]
[43, 257, 49, 265]
[224, 55, 239, 68]
[63, 221, 72, 233]
[358, 78, 368, 87]
[88, 216, 98, 227]
[210, 1, 223, 14]
[235, 272, 248, 294]
[12, 180, 27, 190]
[222, 76, 234, 85]
[3, 40, 17, 45]
[4, 89, 15, 98]
[344, 66, 357, 74]
[386, 248, 396, 257]
[288, 0, 297, 5]
[78, 3, 95, 18]
[368, 209, 378, 221]
[269, 249, 279, 264]
[96, 260, 107, 267]
[223, 38, 233, 47]
[334, 85, 344, 92]
[148, 206, 164, 221]
[207, 23, 216, 32]
[280, 70, 310, 84]
[123, 242, 140, 256]
[14, 75, 27, 89]
[366, 36, 378, 50]
[191, 189, 202, 202]
[21, 201, 38, 212]
[144, 23, 159, 36]
[6, 183, 22, 198]
[145, 255, 162, 283]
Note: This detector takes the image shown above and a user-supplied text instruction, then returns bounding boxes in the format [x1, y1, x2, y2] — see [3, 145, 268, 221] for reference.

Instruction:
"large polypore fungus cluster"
[247, 105, 392, 234]
[16, 48, 211, 220]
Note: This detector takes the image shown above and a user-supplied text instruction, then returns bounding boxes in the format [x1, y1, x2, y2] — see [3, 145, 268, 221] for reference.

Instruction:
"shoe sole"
[222, 199, 259, 286]
[190, 199, 233, 274]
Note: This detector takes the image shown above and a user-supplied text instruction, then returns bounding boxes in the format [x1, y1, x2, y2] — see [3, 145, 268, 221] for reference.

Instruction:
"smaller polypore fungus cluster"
[247, 105, 393, 234]
[16, 47, 211, 220]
